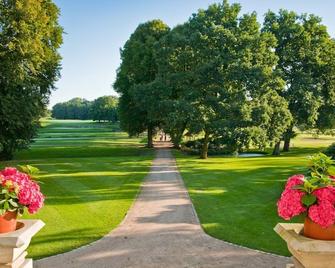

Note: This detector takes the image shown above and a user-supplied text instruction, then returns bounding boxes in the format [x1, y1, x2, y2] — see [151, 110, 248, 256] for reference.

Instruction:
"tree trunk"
[272, 141, 281, 156]
[282, 126, 294, 152]
[171, 126, 186, 149]
[200, 131, 209, 159]
[283, 137, 290, 152]
[147, 125, 153, 148]
[172, 134, 181, 149]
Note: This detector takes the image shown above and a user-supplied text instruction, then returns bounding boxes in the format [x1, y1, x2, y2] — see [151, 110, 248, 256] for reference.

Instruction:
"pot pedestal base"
[274, 223, 335, 268]
[0, 220, 44, 268]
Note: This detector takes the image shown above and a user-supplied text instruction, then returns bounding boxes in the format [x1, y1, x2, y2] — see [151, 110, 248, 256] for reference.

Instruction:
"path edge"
[172, 149, 290, 261]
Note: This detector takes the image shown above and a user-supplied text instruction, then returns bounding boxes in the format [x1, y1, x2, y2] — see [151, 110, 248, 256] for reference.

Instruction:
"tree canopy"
[154, 1, 292, 158]
[114, 0, 335, 158]
[91, 96, 118, 122]
[51, 96, 118, 122]
[114, 20, 170, 147]
[0, 0, 63, 160]
[263, 10, 335, 152]
[52, 98, 92, 120]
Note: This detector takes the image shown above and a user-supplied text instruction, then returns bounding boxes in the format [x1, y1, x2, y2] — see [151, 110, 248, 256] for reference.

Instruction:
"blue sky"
[50, 0, 335, 107]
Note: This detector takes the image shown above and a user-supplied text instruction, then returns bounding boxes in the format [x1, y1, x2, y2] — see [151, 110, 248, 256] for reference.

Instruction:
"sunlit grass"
[0, 119, 153, 259]
[175, 134, 335, 256]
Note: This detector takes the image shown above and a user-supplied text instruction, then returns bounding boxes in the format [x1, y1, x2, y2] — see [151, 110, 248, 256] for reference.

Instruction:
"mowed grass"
[0, 120, 153, 259]
[175, 133, 335, 256]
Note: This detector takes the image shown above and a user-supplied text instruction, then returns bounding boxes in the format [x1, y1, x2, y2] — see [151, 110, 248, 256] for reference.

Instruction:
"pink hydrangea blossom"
[308, 201, 335, 228]
[0, 167, 44, 214]
[285, 174, 304, 190]
[277, 188, 306, 220]
[312, 187, 335, 204]
[1, 167, 18, 177]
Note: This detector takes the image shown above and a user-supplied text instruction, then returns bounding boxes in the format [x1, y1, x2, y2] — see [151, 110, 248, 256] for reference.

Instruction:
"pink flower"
[0, 167, 44, 214]
[285, 174, 304, 190]
[0, 167, 18, 176]
[312, 187, 335, 204]
[308, 201, 335, 228]
[277, 188, 306, 220]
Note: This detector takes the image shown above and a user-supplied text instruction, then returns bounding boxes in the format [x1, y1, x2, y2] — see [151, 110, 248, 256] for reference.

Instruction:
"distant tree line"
[52, 96, 118, 122]
[114, 0, 335, 158]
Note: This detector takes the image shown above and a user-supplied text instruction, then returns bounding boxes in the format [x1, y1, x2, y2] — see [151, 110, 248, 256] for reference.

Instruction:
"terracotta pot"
[303, 217, 335, 240]
[0, 211, 17, 233]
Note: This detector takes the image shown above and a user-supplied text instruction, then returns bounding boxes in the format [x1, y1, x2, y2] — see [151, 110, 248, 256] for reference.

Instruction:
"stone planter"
[274, 223, 335, 268]
[0, 220, 44, 268]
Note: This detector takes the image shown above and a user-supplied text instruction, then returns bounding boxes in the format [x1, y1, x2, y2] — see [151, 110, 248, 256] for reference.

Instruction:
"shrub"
[324, 143, 335, 159]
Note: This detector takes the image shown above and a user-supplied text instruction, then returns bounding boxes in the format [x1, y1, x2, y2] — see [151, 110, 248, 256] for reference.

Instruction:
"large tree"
[0, 0, 63, 160]
[154, 23, 198, 149]
[91, 96, 118, 122]
[157, 1, 292, 158]
[263, 10, 335, 153]
[114, 20, 169, 147]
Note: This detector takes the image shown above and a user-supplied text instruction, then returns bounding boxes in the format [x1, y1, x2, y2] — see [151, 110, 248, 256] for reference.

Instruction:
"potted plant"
[0, 166, 44, 233]
[277, 153, 335, 240]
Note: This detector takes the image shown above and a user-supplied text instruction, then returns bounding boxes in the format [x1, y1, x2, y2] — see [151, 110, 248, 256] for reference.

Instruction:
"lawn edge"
[173, 149, 290, 259]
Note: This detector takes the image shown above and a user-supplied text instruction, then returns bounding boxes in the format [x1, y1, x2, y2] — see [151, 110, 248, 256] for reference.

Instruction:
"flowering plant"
[277, 153, 335, 228]
[0, 166, 44, 215]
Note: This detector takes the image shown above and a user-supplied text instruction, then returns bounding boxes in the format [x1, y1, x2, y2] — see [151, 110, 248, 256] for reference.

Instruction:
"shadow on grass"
[175, 161, 308, 256]
[14, 146, 153, 160]
[29, 227, 102, 259]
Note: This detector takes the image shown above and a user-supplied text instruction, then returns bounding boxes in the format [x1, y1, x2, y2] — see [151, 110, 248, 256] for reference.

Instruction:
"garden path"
[36, 142, 289, 268]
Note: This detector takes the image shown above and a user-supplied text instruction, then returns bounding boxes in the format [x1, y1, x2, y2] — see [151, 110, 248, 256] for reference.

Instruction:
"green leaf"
[3, 201, 9, 210]
[328, 166, 335, 176]
[8, 199, 18, 207]
[302, 194, 317, 207]
[291, 185, 306, 191]
[18, 165, 40, 177]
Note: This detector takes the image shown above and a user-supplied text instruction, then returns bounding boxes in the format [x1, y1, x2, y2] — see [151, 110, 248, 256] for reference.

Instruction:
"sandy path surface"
[36, 144, 289, 268]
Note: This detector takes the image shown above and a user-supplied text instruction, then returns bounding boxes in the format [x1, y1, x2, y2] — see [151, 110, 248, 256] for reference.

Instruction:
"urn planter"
[303, 217, 335, 240]
[0, 220, 44, 268]
[274, 223, 335, 268]
[0, 211, 18, 234]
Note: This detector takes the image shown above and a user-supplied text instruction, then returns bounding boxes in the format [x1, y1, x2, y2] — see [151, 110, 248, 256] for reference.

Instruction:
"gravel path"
[36, 144, 289, 268]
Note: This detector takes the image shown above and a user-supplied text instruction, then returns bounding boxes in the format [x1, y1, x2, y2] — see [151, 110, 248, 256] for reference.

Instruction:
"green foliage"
[115, 0, 334, 158]
[0, 180, 24, 215]
[18, 165, 40, 179]
[324, 142, 335, 160]
[114, 20, 170, 146]
[0, 0, 63, 160]
[52, 96, 118, 122]
[308, 152, 335, 178]
[155, 0, 292, 158]
[291, 153, 335, 194]
[91, 96, 118, 122]
[301, 194, 317, 207]
[263, 10, 335, 152]
[52, 98, 92, 120]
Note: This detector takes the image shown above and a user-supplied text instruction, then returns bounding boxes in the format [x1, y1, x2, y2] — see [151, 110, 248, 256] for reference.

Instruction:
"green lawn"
[0, 120, 153, 259]
[175, 133, 335, 256]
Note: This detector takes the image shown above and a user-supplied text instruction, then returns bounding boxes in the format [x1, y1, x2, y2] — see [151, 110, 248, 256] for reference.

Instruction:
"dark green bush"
[324, 143, 335, 159]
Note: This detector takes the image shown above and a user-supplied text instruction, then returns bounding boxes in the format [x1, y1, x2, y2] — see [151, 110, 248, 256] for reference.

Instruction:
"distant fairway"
[0, 120, 153, 259]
